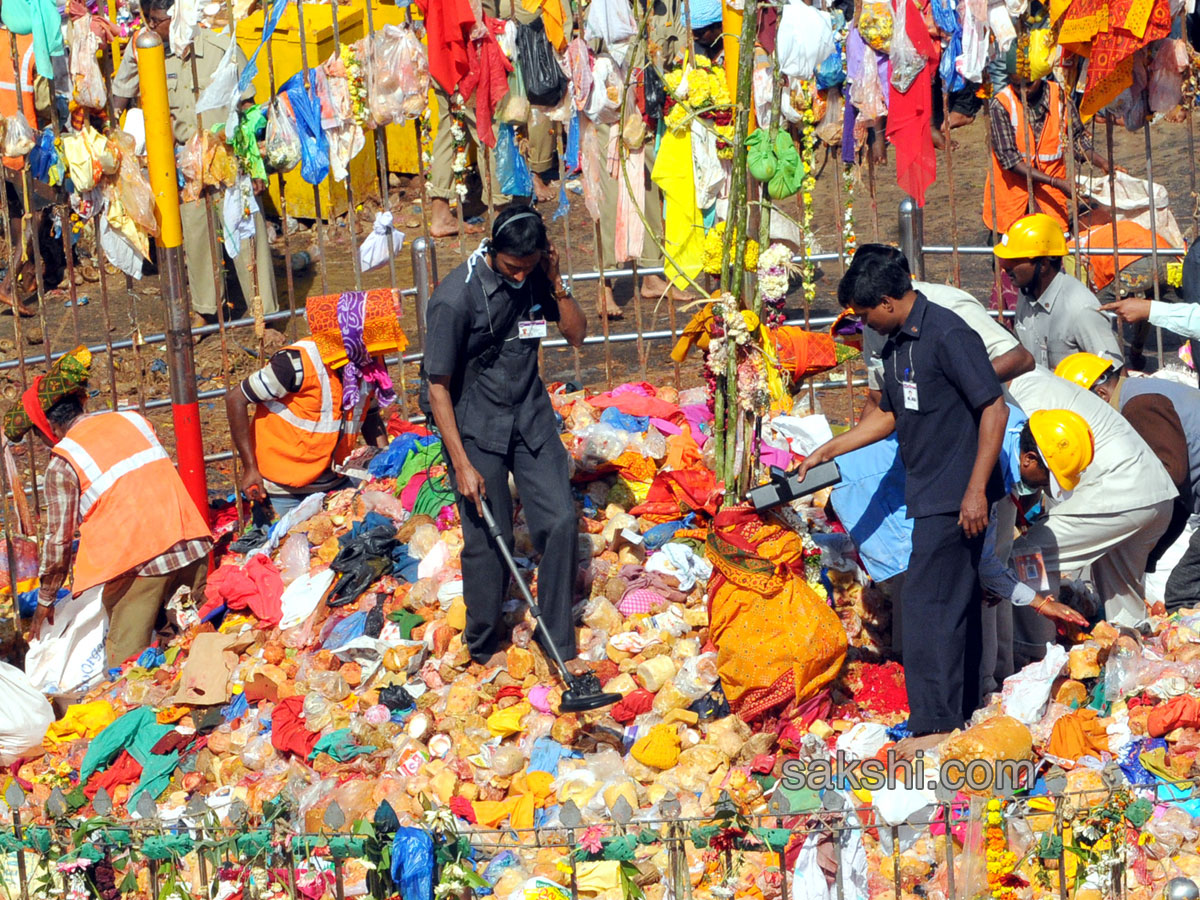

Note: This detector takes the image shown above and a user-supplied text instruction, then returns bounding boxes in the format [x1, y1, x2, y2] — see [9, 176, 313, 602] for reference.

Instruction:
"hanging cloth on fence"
[415, 0, 477, 95]
[884, 0, 937, 207]
[239, 0, 290, 93]
[2, 0, 65, 79]
[611, 126, 646, 264]
[651, 128, 705, 290]
[280, 72, 330, 185]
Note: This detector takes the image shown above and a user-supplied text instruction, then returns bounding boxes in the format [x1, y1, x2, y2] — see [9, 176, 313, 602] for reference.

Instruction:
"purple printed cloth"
[336, 292, 397, 410]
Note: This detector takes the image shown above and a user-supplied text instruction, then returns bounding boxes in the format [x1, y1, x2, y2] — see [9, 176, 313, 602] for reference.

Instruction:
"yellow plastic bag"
[486, 701, 532, 738]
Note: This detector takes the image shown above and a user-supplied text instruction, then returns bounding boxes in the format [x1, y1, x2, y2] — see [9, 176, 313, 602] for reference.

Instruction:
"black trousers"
[451, 430, 578, 663]
[901, 513, 985, 734]
[1166, 526, 1200, 613]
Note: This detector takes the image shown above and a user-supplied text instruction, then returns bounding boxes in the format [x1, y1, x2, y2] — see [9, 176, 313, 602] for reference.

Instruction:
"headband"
[493, 210, 543, 241]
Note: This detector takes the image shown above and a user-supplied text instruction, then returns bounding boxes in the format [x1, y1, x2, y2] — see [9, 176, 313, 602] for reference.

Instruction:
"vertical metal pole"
[411, 237, 437, 349]
[326, 9, 364, 292]
[942, 802, 956, 899]
[1143, 119, 1164, 369]
[898, 198, 924, 280]
[292, 0, 330, 297]
[593, 221, 612, 388]
[941, 90, 961, 287]
[265, 37, 300, 341]
[1105, 119, 1127, 356]
[555, 127, 584, 387]
[865, 150, 880, 242]
[137, 31, 209, 522]
[890, 824, 901, 899]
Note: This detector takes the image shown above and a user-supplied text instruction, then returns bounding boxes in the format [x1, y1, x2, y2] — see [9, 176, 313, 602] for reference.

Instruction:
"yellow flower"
[745, 239, 760, 271]
[1138, 832, 1156, 846]
[688, 71, 711, 105]
[664, 69, 684, 98]
[694, 54, 712, 68]
[664, 104, 689, 133]
[1168, 261, 1183, 288]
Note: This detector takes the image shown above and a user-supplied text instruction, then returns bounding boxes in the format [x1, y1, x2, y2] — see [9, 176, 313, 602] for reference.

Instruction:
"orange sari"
[706, 507, 847, 722]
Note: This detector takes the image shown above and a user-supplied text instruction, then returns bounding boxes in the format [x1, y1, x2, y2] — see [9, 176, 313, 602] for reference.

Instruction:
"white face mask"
[500, 275, 529, 291]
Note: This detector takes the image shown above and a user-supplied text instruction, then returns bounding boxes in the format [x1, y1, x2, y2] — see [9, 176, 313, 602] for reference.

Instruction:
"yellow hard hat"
[993, 213, 1069, 259]
[1054, 352, 1116, 391]
[1029, 409, 1094, 492]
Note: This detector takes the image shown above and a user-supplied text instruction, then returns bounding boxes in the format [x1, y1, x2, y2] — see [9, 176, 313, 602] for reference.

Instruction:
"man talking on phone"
[420, 207, 588, 670]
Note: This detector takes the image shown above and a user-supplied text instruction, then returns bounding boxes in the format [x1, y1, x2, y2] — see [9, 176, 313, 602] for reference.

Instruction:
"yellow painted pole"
[135, 30, 209, 522]
[136, 31, 182, 248]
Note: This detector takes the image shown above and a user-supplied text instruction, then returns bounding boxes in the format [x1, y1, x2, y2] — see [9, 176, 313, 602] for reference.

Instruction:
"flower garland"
[706, 293, 773, 416]
[448, 96, 470, 200]
[663, 56, 734, 158]
[984, 799, 1024, 900]
[419, 105, 434, 173]
[793, 81, 819, 306]
[703, 222, 759, 276]
[339, 45, 369, 129]
[757, 242, 800, 327]
[842, 164, 856, 258]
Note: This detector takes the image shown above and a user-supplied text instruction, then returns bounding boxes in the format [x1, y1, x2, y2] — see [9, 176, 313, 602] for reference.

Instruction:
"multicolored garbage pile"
[5, 379, 1200, 900]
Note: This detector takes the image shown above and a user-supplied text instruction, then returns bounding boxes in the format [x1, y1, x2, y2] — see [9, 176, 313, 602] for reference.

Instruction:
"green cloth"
[396, 442, 445, 494]
[309, 728, 372, 762]
[328, 836, 367, 859]
[80, 707, 179, 804]
[141, 834, 195, 861]
[412, 473, 455, 519]
[387, 608, 425, 640]
[0, 0, 64, 80]
[744, 129, 805, 201]
[235, 830, 273, 857]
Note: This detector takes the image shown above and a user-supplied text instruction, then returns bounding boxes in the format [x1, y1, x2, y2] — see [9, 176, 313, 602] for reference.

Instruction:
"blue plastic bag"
[390, 828, 435, 900]
[28, 128, 56, 182]
[280, 72, 330, 185]
[494, 124, 533, 198]
[816, 43, 845, 90]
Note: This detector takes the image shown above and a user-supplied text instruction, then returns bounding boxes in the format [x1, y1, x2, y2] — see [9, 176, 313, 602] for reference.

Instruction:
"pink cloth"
[619, 588, 664, 615]
[650, 417, 681, 435]
[400, 472, 430, 511]
[205, 555, 285, 627]
[589, 393, 681, 420]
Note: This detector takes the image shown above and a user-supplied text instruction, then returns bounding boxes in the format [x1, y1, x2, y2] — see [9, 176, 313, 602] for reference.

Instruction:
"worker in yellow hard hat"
[1055, 352, 1200, 611]
[995, 213, 1123, 372]
[1018, 409, 1095, 497]
[1003, 367, 1176, 657]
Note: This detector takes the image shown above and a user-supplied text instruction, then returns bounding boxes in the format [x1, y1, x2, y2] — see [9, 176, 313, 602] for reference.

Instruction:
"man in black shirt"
[798, 254, 1007, 756]
[421, 207, 587, 669]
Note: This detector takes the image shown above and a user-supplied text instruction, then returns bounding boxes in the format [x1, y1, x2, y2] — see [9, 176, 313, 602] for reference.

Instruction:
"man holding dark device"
[797, 252, 1008, 757]
[420, 207, 589, 673]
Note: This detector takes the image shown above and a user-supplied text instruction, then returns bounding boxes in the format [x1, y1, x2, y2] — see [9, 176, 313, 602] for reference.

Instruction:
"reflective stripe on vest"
[262, 340, 340, 434]
[997, 86, 1064, 164]
[56, 411, 169, 515]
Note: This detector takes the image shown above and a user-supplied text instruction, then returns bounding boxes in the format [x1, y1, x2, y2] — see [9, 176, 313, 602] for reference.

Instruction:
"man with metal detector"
[420, 207, 614, 710]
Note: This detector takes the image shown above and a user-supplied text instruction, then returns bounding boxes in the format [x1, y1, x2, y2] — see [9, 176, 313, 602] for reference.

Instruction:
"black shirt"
[420, 256, 561, 454]
[879, 292, 1004, 518]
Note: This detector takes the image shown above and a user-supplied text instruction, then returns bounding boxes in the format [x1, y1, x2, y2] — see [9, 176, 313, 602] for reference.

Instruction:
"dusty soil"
[0, 110, 1194, 495]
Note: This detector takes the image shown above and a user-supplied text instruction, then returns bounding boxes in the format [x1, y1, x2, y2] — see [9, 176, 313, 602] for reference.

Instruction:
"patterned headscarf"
[305, 289, 407, 410]
[3, 346, 92, 443]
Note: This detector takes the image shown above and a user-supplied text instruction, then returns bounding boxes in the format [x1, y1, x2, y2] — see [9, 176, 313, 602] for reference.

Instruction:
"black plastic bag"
[514, 19, 568, 107]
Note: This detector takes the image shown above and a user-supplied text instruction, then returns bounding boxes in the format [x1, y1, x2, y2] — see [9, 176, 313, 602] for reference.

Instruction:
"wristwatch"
[555, 284, 574, 301]
[37, 593, 54, 608]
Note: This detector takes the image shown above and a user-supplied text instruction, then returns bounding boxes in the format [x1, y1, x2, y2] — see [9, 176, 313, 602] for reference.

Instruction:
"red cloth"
[1148, 696, 1200, 738]
[630, 470, 723, 519]
[588, 392, 681, 421]
[415, 0, 477, 95]
[388, 415, 433, 439]
[449, 796, 477, 823]
[83, 751, 142, 799]
[611, 689, 655, 724]
[495, 685, 524, 701]
[885, 0, 938, 207]
[458, 18, 513, 148]
[271, 696, 321, 758]
[206, 555, 285, 627]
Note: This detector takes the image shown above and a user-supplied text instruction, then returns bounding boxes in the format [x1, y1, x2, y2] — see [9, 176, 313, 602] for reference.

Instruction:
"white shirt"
[1148, 299, 1200, 341]
[1007, 368, 1177, 516]
[1014, 270, 1124, 371]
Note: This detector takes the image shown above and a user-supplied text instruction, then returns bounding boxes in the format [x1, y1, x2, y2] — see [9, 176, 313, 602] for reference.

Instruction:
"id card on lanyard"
[518, 302, 547, 340]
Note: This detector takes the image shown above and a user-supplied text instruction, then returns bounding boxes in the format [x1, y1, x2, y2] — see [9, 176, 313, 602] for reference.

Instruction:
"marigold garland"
[985, 798, 1025, 900]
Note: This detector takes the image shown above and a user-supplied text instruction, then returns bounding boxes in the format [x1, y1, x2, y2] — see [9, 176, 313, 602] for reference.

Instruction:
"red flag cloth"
[415, 0, 477, 95]
[885, 0, 938, 207]
[206, 555, 285, 628]
[458, 18, 513, 148]
[83, 751, 143, 799]
[449, 796, 478, 823]
[271, 696, 321, 758]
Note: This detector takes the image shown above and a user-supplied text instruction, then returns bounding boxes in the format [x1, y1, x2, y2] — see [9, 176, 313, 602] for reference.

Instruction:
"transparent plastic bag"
[367, 31, 404, 127]
[278, 532, 311, 585]
[889, 0, 924, 93]
[574, 423, 630, 468]
[2, 113, 35, 158]
[395, 26, 430, 119]
[850, 50, 888, 119]
[265, 98, 303, 173]
[111, 130, 158, 238]
[69, 18, 107, 110]
[496, 63, 531, 126]
[816, 87, 844, 145]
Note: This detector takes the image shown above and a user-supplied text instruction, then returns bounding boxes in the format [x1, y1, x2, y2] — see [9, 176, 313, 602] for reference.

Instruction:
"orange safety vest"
[52, 410, 212, 595]
[983, 82, 1070, 235]
[0, 30, 36, 171]
[1078, 220, 1175, 291]
[251, 340, 368, 489]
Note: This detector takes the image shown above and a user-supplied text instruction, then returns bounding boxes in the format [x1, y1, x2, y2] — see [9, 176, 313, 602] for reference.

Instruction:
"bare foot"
[471, 650, 508, 669]
[947, 111, 975, 129]
[532, 172, 557, 203]
[640, 274, 671, 299]
[893, 731, 952, 761]
[596, 284, 623, 319]
[0, 279, 35, 317]
[429, 198, 484, 238]
[565, 659, 592, 677]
